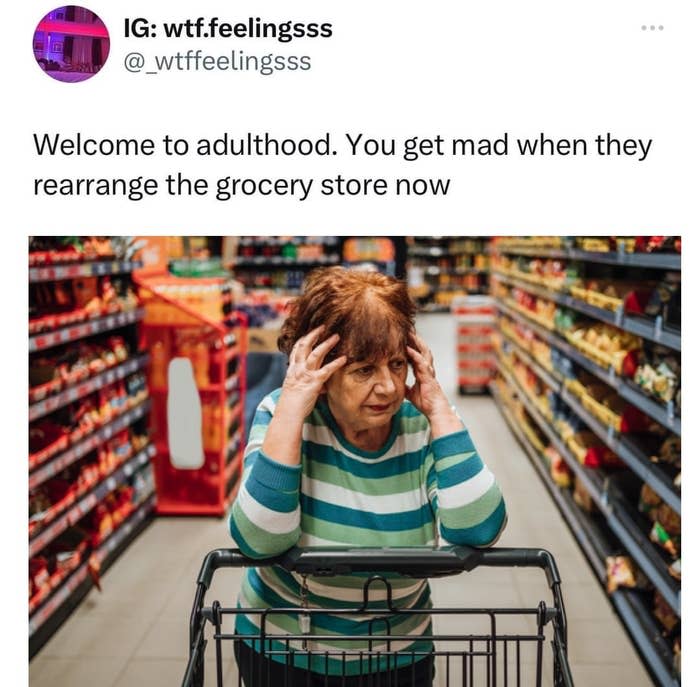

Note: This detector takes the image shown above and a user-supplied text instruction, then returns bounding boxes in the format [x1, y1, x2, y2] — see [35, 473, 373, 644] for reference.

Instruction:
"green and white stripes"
[228, 389, 506, 674]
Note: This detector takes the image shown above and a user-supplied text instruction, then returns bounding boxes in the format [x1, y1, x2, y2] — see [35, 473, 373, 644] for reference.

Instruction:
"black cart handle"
[196, 546, 562, 590]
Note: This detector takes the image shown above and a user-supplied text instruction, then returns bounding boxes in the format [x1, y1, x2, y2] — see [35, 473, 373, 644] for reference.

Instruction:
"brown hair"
[278, 267, 417, 364]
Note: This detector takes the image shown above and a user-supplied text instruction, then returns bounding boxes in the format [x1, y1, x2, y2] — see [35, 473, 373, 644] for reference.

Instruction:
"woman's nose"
[374, 366, 397, 394]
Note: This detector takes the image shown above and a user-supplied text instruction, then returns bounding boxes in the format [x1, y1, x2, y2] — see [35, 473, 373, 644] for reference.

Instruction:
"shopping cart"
[182, 546, 574, 687]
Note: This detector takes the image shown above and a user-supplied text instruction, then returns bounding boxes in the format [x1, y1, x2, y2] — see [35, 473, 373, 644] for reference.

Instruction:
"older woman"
[229, 266, 506, 686]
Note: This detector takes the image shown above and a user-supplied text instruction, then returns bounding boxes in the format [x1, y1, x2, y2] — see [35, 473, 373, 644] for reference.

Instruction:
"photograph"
[32, 5, 109, 82]
[27, 235, 681, 687]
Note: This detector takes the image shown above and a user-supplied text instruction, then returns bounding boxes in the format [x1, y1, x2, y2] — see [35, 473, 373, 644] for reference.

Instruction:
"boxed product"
[606, 555, 650, 594]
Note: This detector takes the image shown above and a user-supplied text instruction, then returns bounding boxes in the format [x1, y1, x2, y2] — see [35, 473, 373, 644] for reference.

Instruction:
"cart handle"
[196, 546, 562, 590]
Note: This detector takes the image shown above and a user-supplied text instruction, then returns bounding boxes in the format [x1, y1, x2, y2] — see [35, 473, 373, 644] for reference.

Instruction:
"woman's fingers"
[407, 345, 435, 378]
[410, 332, 435, 368]
[306, 332, 340, 369]
[291, 325, 325, 363]
[318, 354, 347, 379]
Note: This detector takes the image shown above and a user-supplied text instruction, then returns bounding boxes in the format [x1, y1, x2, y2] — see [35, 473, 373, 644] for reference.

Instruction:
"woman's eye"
[390, 359, 406, 370]
[355, 366, 373, 376]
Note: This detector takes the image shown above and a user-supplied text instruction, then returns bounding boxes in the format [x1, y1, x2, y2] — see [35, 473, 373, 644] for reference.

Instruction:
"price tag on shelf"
[604, 424, 614, 445]
[67, 325, 85, 340]
[106, 477, 117, 492]
[654, 316, 663, 341]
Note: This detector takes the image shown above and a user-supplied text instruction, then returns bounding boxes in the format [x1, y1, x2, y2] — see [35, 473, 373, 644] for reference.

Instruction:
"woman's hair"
[278, 267, 417, 364]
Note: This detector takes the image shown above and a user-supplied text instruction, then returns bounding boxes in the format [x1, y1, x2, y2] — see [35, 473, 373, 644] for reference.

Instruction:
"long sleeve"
[425, 429, 507, 547]
[228, 393, 302, 558]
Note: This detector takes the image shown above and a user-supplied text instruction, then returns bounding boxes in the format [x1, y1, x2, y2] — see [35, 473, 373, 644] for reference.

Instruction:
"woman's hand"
[262, 326, 346, 466]
[406, 333, 463, 438]
[277, 326, 347, 422]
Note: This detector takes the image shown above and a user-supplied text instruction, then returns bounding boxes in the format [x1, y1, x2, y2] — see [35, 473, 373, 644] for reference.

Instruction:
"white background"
[7, 0, 698, 682]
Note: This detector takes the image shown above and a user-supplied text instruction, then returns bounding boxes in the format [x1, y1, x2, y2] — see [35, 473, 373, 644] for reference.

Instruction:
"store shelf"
[408, 246, 449, 257]
[490, 380, 680, 687]
[29, 444, 156, 557]
[29, 308, 145, 353]
[29, 354, 149, 423]
[29, 491, 156, 639]
[490, 381, 609, 581]
[29, 260, 143, 283]
[496, 300, 680, 435]
[502, 332, 562, 391]
[559, 387, 680, 515]
[238, 237, 338, 247]
[494, 245, 681, 271]
[496, 359, 680, 615]
[496, 319, 680, 514]
[29, 399, 152, 487]
[496, 361, 606, 508]
[610, 590, 681, 687]
[492, 272, 681, 351]
[231, 254, 340, 267]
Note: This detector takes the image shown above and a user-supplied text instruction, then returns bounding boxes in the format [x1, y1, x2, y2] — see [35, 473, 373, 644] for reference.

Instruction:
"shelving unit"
[228, 236, 340, 292]
[406, 237, 490, 312]
[493, 241, 681, 271]
[489, 237, 681, 686]
[137, 275, 247, 516]
[29, 246, 155, 658]
[451, 295, 496, 395]
[490, 377, 679, 686]
[492, 272, 681, 352]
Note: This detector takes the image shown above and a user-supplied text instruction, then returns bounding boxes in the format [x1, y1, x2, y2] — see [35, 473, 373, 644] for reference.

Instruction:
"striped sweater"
[228, 389, 506, 674]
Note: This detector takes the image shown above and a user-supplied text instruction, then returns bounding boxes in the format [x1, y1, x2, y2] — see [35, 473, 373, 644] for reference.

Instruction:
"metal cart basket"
[182, 546, 574, 687]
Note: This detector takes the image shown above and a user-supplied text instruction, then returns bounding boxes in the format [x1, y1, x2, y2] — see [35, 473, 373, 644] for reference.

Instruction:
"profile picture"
[33, 6, 110, 82]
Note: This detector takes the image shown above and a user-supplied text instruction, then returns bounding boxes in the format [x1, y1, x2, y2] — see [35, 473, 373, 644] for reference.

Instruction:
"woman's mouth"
[367, 404, 391, 412]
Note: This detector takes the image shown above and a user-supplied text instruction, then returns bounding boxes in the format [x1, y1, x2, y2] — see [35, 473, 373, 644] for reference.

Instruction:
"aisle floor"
[30, 314, 653, 686]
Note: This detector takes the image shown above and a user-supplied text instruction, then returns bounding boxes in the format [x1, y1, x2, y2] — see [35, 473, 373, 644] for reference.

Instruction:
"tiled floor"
[29, 314, 653, 686]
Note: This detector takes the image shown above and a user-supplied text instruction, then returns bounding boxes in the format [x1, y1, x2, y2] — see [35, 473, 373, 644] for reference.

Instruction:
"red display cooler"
[136, 275, 246, 515]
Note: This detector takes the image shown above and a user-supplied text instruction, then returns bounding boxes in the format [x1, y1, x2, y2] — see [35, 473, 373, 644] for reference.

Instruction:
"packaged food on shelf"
[638, 483, 663, 521]
[605, 555, 651, 593]
[547, 448, 572, 488]
[633, 343, 680, 404]
[29, 419, 69, 466]
[573, 476, 596, 513]
[30, 273, 140, 336]
[577, 237, 618, 252]
[29, 557, 51, 606]
[43, 527, 91, 587]
[502, 255, 570, 291]
[566, 431, 624, 469]
[668, 558, 681, 581]
[644, 272, 681, 329]
[553, 307, 580, 333]
[549, 347, 575, 379]
[565, 370, 651, 432]
[564, 322, 641, 375]
[650, 435, 681, 469]
[653, 590, 680, 635]
[575, 280, 652, 315]
[649, 507, 681, 559]
[640, 237, 681, 254]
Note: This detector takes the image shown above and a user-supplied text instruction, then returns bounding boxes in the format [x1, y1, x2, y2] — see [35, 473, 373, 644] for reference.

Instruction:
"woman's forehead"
[345, 344, 407, 365]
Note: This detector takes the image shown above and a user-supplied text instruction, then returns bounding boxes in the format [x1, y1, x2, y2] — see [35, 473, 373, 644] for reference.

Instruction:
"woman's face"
[324, 348, 408, 436]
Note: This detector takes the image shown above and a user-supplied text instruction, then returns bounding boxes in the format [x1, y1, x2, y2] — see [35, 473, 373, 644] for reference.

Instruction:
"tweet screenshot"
[12, 2, 696, 686]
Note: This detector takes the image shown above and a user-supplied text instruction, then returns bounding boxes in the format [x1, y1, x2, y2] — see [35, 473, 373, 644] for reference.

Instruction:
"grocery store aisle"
[29, 314, 652, 687]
